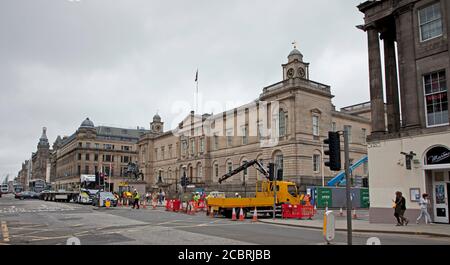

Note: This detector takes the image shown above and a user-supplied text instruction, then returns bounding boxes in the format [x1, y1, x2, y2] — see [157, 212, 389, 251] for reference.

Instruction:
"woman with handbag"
[393, 191, 409, 226]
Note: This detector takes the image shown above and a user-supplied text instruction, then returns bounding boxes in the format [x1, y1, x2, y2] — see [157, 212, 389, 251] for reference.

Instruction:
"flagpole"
[196, 69, 199, 114]
[109, 163, 112, 192]
[196, 80, 199, 113]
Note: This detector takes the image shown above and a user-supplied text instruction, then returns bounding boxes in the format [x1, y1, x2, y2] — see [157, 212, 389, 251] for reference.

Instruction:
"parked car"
[15, 191, 40, 200]
[92, 192, 118, 207]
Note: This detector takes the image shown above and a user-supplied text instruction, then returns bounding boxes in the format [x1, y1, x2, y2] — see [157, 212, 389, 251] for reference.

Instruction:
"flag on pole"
[195, 69, 198, 82]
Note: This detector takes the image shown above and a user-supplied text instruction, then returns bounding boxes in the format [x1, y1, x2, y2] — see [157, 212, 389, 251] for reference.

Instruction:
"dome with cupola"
[80, 117, 95, 128]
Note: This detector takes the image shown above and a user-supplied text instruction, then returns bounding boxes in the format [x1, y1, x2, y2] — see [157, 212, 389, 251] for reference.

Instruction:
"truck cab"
[256, 181, 301, 205]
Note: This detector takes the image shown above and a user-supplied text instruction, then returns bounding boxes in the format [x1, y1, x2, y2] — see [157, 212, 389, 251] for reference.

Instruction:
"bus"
[1, 184, 9, 194]
[13, 183, 23, 193]
[29, 179, 46, 193]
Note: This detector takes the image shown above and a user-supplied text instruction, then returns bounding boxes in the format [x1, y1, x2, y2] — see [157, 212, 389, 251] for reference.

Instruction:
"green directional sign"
[360, 188, 370, 208]
[317, 187, 332, 208]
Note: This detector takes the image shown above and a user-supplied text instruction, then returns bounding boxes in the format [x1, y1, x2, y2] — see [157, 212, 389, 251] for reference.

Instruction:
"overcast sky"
[0, 0, 369, 182]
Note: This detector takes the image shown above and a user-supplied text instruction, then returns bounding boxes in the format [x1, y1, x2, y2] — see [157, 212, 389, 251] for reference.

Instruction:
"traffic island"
[259, 217, 450, 238]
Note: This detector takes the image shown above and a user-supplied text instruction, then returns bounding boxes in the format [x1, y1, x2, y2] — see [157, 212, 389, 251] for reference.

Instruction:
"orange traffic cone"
[231, 208, 237, 221]
[142, 200, 147, 209]
[352, 209, 358, 219]
[209, 207, 215, 218]
[117, 199, 122, 207]
[239, 208, 245, 221]
[252, 208, 258, 223]
[152, 199, 157, 210]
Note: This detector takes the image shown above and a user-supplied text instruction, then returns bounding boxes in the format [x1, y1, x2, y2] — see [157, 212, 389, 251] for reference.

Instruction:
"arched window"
[273, 151, 284, 177]
[425, 146, 450, 165]
[213, 161, 219, 183]
[227, 160, 233, 174]
[168, 168, 172, 183]
[279, 109, 287, 137]
[240, 158, 248, 183]
[197, 163, 203, 181]
[313, 152, 321, 173]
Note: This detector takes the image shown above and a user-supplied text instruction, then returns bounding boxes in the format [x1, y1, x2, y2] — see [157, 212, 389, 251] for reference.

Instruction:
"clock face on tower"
[298, 68, 305, 78]
[287, 68, 295, 79]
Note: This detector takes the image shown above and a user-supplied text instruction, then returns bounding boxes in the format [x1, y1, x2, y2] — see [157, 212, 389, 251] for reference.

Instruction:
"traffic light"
[100, 173, 105, 186]
[181, 173, 189, 187]
[95, 171, 100, 185]
[324, 131, 341, 171]
[277, 169, 283, 181]
[268, 163, 275, 181]
[362, 178, 369, 188]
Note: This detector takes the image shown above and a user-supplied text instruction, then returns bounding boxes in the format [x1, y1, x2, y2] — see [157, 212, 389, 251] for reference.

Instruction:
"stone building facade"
[51, 118, 148, 193]
[17, 160, 30, 190]
[31, 127, 51, 183]
[358, 0, 450, 223]
[138, 48, 372, 195]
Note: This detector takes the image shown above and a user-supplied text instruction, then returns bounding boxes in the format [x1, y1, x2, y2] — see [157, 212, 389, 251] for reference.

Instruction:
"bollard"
[323, 210, 335, 245]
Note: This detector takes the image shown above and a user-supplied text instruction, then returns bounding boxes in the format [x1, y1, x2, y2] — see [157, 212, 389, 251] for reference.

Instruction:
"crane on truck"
[219, 160, 270, 184]
[207, 159, 302, 218]
[327, 156, 368, 187]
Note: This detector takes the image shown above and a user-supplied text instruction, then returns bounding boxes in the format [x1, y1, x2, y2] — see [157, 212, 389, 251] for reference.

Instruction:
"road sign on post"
[317, 187, 332, 208]
[360, 188, 370, 208]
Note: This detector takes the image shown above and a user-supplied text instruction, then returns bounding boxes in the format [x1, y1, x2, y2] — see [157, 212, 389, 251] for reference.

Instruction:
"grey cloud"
[0, 0, 368, 180]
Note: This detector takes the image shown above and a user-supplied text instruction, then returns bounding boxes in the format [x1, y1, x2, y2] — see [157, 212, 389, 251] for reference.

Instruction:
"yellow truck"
[206, 160, 302, 218]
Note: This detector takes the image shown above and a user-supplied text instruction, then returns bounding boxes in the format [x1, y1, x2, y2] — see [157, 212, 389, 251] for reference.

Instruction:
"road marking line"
[1, 221, 10, 242]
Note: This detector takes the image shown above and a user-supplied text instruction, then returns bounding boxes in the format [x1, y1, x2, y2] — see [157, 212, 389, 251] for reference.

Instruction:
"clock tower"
[151, 113, 164, 134]
[282, 42, 310, 81]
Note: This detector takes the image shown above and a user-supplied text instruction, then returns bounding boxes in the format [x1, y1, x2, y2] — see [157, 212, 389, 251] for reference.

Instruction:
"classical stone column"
[367, 27, 387, 135]
[395, 5, 421, 129]
[383, 33, 401, 133]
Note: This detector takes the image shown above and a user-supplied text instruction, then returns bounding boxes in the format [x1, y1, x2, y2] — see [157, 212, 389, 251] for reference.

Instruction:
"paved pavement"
[259, 209, 450, 237]
[1, 194, 450, 245]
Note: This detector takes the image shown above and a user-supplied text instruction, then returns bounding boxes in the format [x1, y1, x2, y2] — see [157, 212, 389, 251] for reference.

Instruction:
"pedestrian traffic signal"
[95, 171, 100, 184]
[277, 169, 283, 181]
[268, 163, 275, 181]
[324, 131, 341, 171]
[181, 175, 189, 187]
[362, 178, 369, 188]
[100, 173, 105, 186]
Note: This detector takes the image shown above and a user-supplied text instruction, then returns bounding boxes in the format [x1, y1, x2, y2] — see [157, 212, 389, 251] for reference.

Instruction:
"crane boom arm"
[218, 160, 269, 184]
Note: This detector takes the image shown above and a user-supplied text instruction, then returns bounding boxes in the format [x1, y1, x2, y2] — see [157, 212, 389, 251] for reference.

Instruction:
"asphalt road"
[1, 194, 450, 245]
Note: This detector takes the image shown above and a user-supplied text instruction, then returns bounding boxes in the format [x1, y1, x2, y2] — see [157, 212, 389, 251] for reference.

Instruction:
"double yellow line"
[1, 221, 10, 243]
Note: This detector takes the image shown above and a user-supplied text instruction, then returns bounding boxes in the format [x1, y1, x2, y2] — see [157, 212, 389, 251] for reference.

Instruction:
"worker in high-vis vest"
[132, 189, 140, 209]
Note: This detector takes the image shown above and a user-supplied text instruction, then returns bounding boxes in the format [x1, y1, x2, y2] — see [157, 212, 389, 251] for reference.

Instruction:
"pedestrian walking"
[132, 189, 140, 209]
[161, 190, 166, 204]
[416, 193, 432, 224]
[393, 191, 409, 226]
[158, 189, 163, 205]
